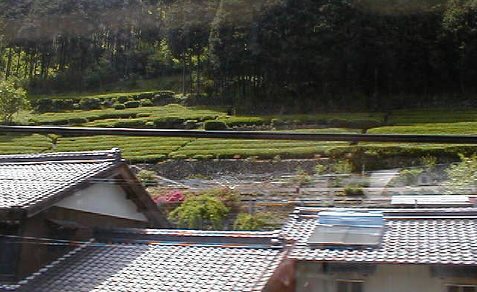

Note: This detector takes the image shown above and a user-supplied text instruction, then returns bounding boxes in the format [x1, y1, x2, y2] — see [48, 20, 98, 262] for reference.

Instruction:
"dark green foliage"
[152, 93, 177, 106]
[68, 118, 88, 125]
[113, 120, 146, 128]
[79, 98, 101, 110]
[1, 0, 477, 109]
[184, 119, 199, 129]
[53, 99, 75, 111]
[168, 194, 229, 230]
[343, 186, 365, 197]
[34, 98, 54, 112]
[136, 92, 155, 100]
[137, 170, 157, 186]
[117, 96, 130, 103]
[204, 120, 228, 130]
[141, 99, 153, 107]
[114, 104, 126, 110]
[124, 101, 140, 108]
[234, 213, 274, 231]
[219, 117, 268, 127]
[153, 117, 186, 128]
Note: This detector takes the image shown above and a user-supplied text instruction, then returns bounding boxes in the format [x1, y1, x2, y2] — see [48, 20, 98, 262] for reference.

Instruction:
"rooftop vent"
[307, 210, 384, 249]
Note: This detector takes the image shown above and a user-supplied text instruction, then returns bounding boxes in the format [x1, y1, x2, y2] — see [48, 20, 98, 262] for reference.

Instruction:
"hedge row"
[31, 90, 176, 112]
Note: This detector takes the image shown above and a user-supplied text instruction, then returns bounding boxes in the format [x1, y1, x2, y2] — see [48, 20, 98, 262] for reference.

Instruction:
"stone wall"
[138, 159, 322, 179]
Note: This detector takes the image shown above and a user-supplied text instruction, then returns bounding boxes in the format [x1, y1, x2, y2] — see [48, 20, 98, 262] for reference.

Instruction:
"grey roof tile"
[0, 149, 121, 212]
[13, 230, 285, 292]
[284, 207, 477, 265]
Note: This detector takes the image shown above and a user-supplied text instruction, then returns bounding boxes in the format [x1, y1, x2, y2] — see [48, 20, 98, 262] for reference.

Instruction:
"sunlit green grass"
[369, 122, 477, 135]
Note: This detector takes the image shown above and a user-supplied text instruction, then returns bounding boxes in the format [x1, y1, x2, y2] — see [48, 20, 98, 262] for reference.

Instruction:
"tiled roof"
[10, 230, 285, 292]
[0, 149, 122, 214]
[284, 207, 477, 265]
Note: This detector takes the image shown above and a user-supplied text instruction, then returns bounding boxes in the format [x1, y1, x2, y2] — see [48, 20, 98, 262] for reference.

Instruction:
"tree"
[0, 78, 27, 124]
[168, 194, 229, 230]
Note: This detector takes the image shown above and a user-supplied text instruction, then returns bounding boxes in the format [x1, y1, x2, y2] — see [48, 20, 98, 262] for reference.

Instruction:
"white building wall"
[297, 262, 476, 292]
[54, 182, 148, 222]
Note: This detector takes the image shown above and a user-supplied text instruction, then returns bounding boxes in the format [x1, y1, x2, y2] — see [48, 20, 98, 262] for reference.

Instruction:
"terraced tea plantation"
[2, 92, 476, 162]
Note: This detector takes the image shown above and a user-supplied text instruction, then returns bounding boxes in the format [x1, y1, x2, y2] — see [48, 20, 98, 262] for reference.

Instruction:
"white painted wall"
[297, 263, 477, 292]
[54, 182, 148, 222]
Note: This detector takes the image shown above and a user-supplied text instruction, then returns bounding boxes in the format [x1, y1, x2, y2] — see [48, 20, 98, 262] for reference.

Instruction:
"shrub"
[314, 163, 328, 175]
[34, 98, 54, 112]
[184, 119, 199, 129]
[271, 118, 285, 127]
[101, 100, 114, 108]
[136, 92, 155, 100]
[344, 185, 365, 196]
[141, 99, 153, 107]
[420, 155, 437, 170]
[53, 99, 75, 111]
[155, 90, 175, 98]
[114, 104, 126, 110]
[445, 154, 477, 193]
[136, 113, 150, 118]
[153, 117, 185, 128]
[168, 194, 229, 229]
[152, 94, 176, 106]
[291, 167, 312, 186]
[73, 103, 80, 110]
[117, 96, 129, 103]
[124, 100, 140, 108]
[220, 117, 267, 127]
[145, 121, 154, 127]
[204, 120, 228, 130]
[137, 169, 157, 186]
[332, 160, 354, 174]
[399, 168, 423, 185]
[79, 98, 101, 110]
[113, 119, 146, 128]
[68, 118, 88, 125]
[234, 213, 271, 231]
[347, 119, 381, 129]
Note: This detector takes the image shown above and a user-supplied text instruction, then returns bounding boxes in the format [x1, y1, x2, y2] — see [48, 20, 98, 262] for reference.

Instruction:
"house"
[283, 207, 477, 292]
[2, 228, 291, 292]
[0, 149, 169, 283]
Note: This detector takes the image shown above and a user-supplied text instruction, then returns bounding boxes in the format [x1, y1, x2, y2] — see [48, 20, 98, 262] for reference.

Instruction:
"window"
[337, 280, 363, 292]
[447, 285, 477, 292]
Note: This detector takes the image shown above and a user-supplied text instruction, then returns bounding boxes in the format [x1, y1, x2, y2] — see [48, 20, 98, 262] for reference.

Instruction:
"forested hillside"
[1, 0, 477, 112]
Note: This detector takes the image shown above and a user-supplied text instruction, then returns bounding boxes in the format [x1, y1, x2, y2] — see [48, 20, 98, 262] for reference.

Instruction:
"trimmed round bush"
[204, 120, 228, 130]
[68, 118, 88, 125]
[34, 98, 54, 112]
[153, 117, 185, 129]
[53, 99, 75, 111]
[124, 101, 140, 108]
[136, 92, 155, 100]
[114, 120, 146, 128]
[141, 99, 153, 107]
[117, 96, 129, 103]
[114, 104, 126, 110]
[79, 98, 101, 110]
[184, 120, 199, 129]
